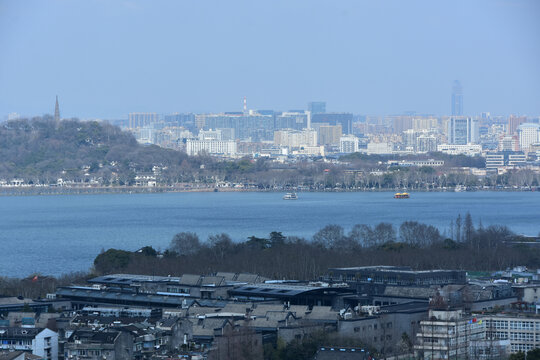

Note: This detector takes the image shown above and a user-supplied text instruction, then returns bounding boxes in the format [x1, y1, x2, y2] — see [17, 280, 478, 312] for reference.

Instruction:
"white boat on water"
[283, 192, 298, 200]
[455, 185, 466, 192]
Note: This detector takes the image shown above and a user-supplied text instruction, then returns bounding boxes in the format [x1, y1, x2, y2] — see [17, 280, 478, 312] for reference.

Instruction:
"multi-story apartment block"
[415, 309, 509, 360]
[0, 327, 58, 360]
[484, 315, 540, 354]
[185, 139, 237, 156]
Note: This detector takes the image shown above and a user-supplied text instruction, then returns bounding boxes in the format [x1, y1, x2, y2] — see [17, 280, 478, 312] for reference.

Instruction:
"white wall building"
[339, 135, 359, 153]
[273, 129, 317, 148]
[517, 123, 540, 152]
[0, 327, 58, 360]
[437, 144, 482, 156]
[186, 139, 237, 156]
[367, 142, 393, 154]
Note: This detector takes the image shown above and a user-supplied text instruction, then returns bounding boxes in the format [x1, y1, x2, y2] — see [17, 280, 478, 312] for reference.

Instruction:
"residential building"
[437, 144, 482, 156]
[317, 125, 342, 146]
[498, 135, 519, 152]
[275, 112, 308, 131]
[447, 117, 479, 145]
[484, 314, 540, 354]
[64, 330, 133, 360]
[311, 113, 353, 134]
[508, 115, 527, 135]
[416, 135, 438, 153]
[274, 129, 317, 148]
[415, 309, 508, 360]
[185, 139, 237, 156]
[0, 328, 58, 360]
[128, 113, 159, 129]
[518, 123, 540, 152]
[340, 135, 359, 153]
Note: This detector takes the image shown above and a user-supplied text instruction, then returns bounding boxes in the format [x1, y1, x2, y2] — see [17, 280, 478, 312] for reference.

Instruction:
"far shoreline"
[0, 185, 535, 197]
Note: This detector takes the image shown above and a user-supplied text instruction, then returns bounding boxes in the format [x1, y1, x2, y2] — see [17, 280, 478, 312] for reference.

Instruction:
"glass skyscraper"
[451, 80, 463, 116]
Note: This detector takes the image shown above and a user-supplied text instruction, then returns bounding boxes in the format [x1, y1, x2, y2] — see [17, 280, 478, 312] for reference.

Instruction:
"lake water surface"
[1, 191, 539, 277]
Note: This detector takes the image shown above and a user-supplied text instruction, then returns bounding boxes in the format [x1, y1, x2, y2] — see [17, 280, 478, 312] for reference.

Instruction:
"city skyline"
[1, 0, 540, 119]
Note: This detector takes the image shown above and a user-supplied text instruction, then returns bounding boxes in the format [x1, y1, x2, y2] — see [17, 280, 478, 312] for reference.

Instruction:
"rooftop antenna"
[243, 96, 247, 115]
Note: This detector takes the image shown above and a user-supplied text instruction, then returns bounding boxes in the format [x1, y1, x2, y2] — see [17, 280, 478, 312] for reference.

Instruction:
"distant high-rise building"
[317, 125, 342, 146]
[339, 134, 359, 153]
[447, 117, 478, 145]
[451, 80, 463, 116]
[54, 95, 60, 123]
[308, 101, 326, 114]
[517, 123, 540, 152]
[128, 113, 159, 128]
[311, 113, 353, 134]
[507, 115, 527, 135]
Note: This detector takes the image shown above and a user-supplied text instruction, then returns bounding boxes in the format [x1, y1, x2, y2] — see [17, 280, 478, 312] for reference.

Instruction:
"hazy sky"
[1, 0, 539, 119]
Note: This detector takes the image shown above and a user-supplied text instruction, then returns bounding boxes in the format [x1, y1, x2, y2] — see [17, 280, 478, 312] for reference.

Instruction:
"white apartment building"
[415, 310, 509, 360]
[437, 144, 482, 156]
[186, 139, 237, 156]
[484, 315, 540, 354]
[0, 327, 58, 360]
[367, 142, 393, 154]
[340, 134, 359, 153]
[517, 123, 540, 152]
[273, 129, 317, 148]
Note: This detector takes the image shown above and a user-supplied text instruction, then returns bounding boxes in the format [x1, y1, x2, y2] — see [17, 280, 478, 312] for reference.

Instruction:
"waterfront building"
[340, 134, 359, 153]
[485, 151, 527, 170]
[447, 116, 479, 145]
[451, 80, 463, 116]
[517, 123, 540, 152]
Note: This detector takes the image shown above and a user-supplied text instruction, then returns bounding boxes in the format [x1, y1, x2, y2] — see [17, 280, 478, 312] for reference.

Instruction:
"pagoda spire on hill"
[54, 95, 60, 123]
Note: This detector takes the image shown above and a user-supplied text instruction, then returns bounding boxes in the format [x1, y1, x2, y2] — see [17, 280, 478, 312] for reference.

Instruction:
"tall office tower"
[54, 95, 60, 123]
[447, 117, 479, 145]
[517, 123, 540, 152]
[451, 80, 463, 116]
[308, 101, 326, 114]
[507, 115, 527, 135]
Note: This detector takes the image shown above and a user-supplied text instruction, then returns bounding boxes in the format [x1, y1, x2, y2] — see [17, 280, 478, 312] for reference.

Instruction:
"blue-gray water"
[1, 191, 539, 277]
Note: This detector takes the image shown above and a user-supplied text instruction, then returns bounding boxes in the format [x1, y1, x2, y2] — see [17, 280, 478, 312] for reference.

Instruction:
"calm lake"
[1, 191, 539, 277]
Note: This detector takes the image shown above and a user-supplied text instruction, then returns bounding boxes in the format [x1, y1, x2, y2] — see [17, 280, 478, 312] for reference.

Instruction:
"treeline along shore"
[2, 214, 539, 299]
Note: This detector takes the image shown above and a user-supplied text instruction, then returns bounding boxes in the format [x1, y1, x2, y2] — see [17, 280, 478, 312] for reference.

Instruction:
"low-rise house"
[64, 330, 132, 360]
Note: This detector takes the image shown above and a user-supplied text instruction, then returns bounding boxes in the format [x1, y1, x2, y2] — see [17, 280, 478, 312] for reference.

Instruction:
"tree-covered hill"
[0, 116, 200, 184]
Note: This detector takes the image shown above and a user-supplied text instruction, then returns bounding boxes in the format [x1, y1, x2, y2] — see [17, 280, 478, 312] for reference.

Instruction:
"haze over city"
[1, 0, 540, 119]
